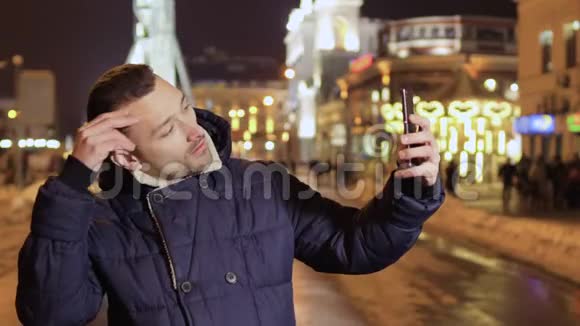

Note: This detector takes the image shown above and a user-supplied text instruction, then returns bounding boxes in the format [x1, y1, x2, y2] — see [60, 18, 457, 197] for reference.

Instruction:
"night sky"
[0, 0, 516, 136]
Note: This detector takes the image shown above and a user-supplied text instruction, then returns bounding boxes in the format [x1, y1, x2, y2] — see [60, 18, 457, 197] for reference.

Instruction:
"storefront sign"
[567, 113, 580, 133]
[350, 54, 374, 73]
[514, 114, 555, 135]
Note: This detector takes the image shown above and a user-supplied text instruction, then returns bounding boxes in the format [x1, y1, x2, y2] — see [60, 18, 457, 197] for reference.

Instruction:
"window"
[540, 30, 554, 73]
[476, 28, 505, 42]
[398, 27, 412, 41]
[462, 26, 475, 40]
[565, 21, 579, 68]
[417, 27, 426, 39]
[562, 97, 571, 113]
[507, 28, 515, 42]
[445, 27, 456, 39]
[431, 27, 440, 39]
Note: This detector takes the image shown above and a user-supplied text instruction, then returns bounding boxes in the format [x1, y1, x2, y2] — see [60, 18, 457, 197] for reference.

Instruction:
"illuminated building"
[379, 16, 516, 58]
[186, 48, 294, 162]
[284, 0, 385, 162]
[190, 81, 292, 162]
[334, 16, 519, 183]
[518, 0, 580, 160]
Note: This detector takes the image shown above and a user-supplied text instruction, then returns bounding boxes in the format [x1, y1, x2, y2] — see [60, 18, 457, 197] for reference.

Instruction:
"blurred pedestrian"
[565, 153, 580, 209]
[516, 155, 532, 209]
[498, 159, 517, 212]
[528, 156, 548, 210]
[547, 155, 566, 209]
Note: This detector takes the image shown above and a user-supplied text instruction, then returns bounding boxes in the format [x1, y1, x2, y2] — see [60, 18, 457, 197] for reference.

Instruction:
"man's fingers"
[89, 129, 136, 151]
[394, 161, 438, 184]
[81, 115, 140, 137]
[78, 110, 120, 132]
[79, 109, 132, 132]
[398, 145, 433, 161]
[97, 139, 134, 159]
[93, 141, 119, 164]
[409, 114, 431, 132]
[400, 131, 435, 146]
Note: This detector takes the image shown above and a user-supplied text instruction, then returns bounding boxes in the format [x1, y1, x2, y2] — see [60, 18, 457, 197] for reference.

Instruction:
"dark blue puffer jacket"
[16, 109, 444, 326]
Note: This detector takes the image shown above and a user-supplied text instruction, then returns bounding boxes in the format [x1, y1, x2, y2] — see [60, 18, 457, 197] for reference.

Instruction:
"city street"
[0, 183, 579, 326]
[1, 0, 580, 325]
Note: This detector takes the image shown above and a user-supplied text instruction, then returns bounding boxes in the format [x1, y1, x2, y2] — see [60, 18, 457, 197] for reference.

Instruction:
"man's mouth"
[190, 138, 207, 155]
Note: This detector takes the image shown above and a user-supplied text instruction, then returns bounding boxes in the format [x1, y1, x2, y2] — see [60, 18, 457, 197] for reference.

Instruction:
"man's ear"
[110, 149, 142, 172]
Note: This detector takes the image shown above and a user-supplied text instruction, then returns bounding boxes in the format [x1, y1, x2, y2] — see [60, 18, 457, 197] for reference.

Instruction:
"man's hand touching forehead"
[73, 109, 141, 172]
[79, 108, 138, 133]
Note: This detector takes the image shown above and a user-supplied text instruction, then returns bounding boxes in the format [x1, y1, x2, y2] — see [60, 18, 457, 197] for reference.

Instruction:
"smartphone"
[399, 88, 421, 169]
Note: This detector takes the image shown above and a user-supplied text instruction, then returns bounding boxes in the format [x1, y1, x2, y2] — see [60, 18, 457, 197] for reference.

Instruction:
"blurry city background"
[1, 0, 580, 325]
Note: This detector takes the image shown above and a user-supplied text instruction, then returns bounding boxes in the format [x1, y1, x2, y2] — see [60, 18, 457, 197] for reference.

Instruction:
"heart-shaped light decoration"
[380, 103, 403, 121]
[483, 101, 512, 119]
[416, 101, 445, 118]
[448, 101, 480, 120]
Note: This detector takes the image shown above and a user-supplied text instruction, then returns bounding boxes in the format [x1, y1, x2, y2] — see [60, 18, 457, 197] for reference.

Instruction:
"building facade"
[331, 16, 519, 183]
[190, 81, 292, 163]
[518, 0, 580, 161]
[284, 0, 385, 161]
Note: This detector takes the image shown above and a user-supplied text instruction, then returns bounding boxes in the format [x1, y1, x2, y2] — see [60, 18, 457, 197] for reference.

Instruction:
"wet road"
[354, 235, 580, 325]
[314, 186, 580, 326]
[290, 226, 580, 326]
[415, 233, 579, 326]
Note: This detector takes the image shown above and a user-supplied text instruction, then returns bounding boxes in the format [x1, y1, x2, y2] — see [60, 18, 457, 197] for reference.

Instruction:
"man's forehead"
[121, 87, 186, 136]
[124, 81, 182, 115]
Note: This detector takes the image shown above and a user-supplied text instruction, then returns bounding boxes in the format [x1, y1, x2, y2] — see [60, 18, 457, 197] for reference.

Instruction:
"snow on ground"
[425, 196, 580, 284]
[0, 221, 29, 325]
[0, 181, 43, 224]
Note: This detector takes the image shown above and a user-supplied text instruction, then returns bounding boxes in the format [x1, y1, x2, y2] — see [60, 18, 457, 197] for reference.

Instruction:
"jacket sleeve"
[283, 169, 445, 275]
[16, 156, 104, 325]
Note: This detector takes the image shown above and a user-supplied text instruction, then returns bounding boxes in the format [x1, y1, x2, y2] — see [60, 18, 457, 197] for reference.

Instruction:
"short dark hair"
[86, 64, 156, 122]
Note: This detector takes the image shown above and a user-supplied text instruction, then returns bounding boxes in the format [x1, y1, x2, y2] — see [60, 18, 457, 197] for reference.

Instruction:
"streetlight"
[484, 78, 497, 92]
[263, 96, 274, 107]
[7, 109, 18, 119]
[284, 68, 295, 80]
[12, 54, 24, 67]
[265, 141, 275, 151]
[0, 139, 12, 149]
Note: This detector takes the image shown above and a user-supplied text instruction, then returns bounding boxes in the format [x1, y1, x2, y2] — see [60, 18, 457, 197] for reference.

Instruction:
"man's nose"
[185, 124, 203, 143]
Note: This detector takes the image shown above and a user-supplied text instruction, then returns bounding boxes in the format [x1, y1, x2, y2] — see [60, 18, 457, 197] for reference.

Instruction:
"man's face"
[120, 77, 212, 179]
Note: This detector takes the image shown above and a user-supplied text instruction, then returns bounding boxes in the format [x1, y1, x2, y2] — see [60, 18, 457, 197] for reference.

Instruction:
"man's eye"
[161, 126, 174, 138]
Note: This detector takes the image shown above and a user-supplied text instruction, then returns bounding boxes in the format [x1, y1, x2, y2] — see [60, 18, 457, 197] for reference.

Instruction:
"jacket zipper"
[145, 193, 178, 290]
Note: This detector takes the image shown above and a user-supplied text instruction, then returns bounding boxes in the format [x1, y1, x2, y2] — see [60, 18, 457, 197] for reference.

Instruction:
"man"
[546, 155, 565, 209]
[498, 159, 517, 212]
[16, 64, 444, 326]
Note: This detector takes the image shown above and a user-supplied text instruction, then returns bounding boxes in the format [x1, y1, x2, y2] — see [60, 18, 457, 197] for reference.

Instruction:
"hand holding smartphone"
[399, 88, 421, 169]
